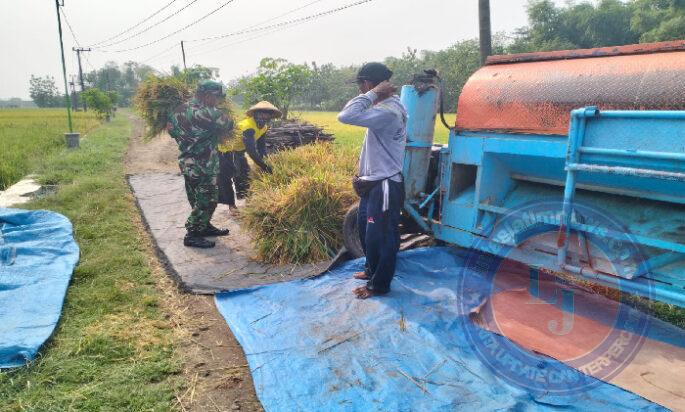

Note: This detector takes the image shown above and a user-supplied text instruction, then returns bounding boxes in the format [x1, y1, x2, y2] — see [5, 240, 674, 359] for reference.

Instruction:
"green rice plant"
[242, 143, 358, 264]
[0, 109, 100, 190]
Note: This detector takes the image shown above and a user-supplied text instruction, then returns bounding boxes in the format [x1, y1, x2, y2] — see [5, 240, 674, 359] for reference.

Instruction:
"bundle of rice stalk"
[134, 75, 191, 137]
[242, 143, 358, 264]
[134, 75, 236, 139]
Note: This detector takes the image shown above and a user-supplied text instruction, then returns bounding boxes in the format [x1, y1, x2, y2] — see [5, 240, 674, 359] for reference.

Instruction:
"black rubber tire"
[342, 203, 365, 258]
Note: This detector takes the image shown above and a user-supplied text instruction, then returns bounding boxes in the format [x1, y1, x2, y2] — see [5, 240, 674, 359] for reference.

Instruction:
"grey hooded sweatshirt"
[338, 91, 407, 182]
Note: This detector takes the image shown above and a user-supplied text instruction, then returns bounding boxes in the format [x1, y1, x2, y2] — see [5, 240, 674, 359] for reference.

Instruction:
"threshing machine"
[347, 41, 685, 308]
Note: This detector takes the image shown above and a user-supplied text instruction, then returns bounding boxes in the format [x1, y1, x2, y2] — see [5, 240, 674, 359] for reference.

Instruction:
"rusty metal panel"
[485, 40, 685, 65]
[457, 43, 685, 135]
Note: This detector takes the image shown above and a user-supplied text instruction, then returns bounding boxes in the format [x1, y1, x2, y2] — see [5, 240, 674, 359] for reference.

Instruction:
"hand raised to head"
[371, 81, 397, 101]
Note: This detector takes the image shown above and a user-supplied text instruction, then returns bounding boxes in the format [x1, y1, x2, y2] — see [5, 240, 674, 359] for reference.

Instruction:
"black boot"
[183, 233, 216, 248]
[199, 224, 230, 237]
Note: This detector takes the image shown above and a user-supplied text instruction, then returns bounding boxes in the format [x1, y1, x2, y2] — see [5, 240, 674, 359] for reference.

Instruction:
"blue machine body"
[399, 45, 685, 308]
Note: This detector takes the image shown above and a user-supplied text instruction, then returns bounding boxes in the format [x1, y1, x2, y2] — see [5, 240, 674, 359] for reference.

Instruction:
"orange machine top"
[456, 41, 685, 135]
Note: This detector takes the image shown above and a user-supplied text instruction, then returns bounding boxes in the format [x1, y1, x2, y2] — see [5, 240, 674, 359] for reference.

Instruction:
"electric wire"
[187, 0, 327, 56]
[186, 0, 373, 43]
[101, 0, 376, 73]
[144, 0, 374, 69]
[60, 8, 87, 80]
[98, 0, 241, 53]
[61, 9, 97, 80]
[60, 8, 81, 47]
[192, 17, 313, 58]
[93, 0, 203, 49]
[88, 0, 180, 47]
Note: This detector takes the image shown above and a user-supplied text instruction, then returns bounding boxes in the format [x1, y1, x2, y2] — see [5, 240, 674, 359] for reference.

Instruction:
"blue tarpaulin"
[216, 247, 664, 411]
[0, 208, 79, 368]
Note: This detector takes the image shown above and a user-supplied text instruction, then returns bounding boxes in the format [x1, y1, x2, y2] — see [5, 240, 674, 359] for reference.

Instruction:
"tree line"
[29, 61, 156, 108]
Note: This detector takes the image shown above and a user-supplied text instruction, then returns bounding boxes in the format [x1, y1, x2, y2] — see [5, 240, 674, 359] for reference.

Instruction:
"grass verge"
[0, 112, 180, 411]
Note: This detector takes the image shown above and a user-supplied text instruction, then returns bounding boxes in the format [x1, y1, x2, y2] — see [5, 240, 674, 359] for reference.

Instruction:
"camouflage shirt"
[167, 98, 233, 160]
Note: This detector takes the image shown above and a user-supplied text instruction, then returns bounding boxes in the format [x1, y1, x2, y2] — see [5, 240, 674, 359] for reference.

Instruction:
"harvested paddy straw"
[242, 143, 358, 264]
[134, 75, 235, 137]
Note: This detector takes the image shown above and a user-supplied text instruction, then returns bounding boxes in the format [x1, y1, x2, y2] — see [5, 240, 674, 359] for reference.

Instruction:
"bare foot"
[353, 286, 377, 299]
[353, 271, 370, 280]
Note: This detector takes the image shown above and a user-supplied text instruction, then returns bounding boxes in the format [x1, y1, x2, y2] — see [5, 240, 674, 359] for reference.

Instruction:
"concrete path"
[128, 172, 327, 294]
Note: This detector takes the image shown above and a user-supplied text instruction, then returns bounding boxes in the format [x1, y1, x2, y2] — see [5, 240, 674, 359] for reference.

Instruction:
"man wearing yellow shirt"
[217, 101, 281, 211]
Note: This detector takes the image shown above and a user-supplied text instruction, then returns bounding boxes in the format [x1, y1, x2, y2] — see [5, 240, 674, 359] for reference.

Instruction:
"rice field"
[293, 111, 455, 148]
[0, 109, 100, 190]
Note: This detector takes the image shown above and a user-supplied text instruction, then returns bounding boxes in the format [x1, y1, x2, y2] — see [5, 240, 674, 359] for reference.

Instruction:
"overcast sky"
[0, 0, 565, 99]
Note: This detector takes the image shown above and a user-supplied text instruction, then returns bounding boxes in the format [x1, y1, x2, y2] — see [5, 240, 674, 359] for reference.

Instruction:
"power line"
[187, 0, 374, 44]
[61, 8, 97, 74]
[88, 0, 180, 47]
[191, 17, 313, 59]
[94, 0, 203, 49]
[60, 7, 81, 47]
[145, 0, 375, 67]
[188, 0, 327, 55]
[144, 0, 328, 65]
[98, 0, 241, 53]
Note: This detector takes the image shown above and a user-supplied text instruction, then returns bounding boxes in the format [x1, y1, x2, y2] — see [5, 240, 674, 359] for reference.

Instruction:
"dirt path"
[125, 113, 262, 412]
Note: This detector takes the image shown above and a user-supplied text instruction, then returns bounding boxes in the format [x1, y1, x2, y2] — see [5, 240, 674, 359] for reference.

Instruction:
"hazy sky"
[0, 0, 564, 99]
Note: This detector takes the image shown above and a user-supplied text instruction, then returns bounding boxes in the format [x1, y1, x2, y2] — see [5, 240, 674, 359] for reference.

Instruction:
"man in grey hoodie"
[338, 62, 407, 299]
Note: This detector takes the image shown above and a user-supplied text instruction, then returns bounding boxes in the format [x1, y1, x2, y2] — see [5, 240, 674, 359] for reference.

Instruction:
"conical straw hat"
[246, 101, 282, 118]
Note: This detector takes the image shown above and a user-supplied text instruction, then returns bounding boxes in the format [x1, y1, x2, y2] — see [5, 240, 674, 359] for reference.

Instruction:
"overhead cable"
[88, 0, 180, 47]
[94, 0, 203, 49]
[98, 0, 241, 53]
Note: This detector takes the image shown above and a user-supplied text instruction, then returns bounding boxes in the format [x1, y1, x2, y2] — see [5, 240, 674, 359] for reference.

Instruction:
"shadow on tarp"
[0, 209, 79, 368]
[215, 247, 666, 411]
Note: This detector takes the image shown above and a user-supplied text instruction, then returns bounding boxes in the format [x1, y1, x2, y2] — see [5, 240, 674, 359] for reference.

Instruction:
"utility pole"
[54, 0, 73, 133]
[478, 0, 492, 66]
[181, 41, 187, 70]
[69, 76, 78, 111]
[73, 47, 91, 111]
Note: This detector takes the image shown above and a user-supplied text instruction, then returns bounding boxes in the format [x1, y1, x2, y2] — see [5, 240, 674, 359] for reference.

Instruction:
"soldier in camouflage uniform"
[167, 80, 234, 248]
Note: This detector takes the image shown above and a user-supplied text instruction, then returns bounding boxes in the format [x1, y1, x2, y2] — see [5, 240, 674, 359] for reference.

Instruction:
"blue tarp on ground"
[216, 247, 665, 411]
[0, 208, 79, 368]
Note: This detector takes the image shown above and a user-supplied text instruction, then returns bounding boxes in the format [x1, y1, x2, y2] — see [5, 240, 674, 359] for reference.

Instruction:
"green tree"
[232, 58, 312, 119]
[632, 0, 685, 41]
[85, 61, 156, 106]
[301, 63, 358, 111]
[170, 65, 220, 85]
[384, 47, 424, 87]
[81, 88, 113, 120]
[510, 0, 640, 53]
[29, 75, 62, 108]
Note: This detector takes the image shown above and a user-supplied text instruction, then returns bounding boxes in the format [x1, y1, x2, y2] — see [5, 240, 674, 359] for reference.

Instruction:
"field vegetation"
[0, 109, 100, 190]
[0, 111, 180, 410]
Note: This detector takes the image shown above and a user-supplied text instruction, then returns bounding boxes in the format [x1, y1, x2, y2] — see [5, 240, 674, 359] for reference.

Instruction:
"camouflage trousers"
[179, 155, 219, 233]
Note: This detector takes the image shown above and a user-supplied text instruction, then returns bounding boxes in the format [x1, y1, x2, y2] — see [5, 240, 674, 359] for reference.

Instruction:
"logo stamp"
[457, 200, 652, 395]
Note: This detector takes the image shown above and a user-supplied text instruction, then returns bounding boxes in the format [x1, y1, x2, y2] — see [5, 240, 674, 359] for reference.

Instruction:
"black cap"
[354, 62, 393, 84]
